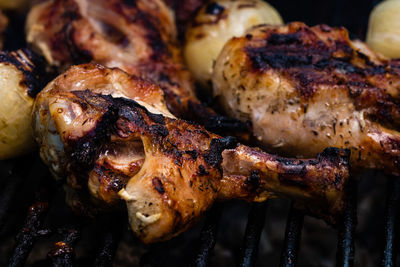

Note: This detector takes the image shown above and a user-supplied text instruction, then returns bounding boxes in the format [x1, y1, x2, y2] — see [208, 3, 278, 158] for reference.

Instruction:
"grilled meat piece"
[213, 22, 400, 175]
[33, 64, 349, 243]
[26, 0, 245, 133]
[33, 63, 171, 180]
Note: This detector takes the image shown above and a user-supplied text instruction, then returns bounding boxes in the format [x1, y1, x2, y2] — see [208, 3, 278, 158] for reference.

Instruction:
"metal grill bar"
[381, 177, 400, 267]
[279, 202, 304, 267]
[239, 201, 268, 267]
[0, 176, 23, 229]
[48, 228, 80, 266]
[336, 180, 357, 267]
[8, 201, 50, 267]
[0, 172, 26, 230]
[194, 203, 223, 267]
[0, 156, 35, 230]
[93, 215, 123, 267]
[94, 231, 119, 267]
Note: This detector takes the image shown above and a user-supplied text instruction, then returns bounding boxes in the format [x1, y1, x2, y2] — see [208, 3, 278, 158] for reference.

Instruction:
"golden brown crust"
[34, 64, 350, 243]
[27, 0, 192, 115]
[243, 22, 400, 128]
[213, 22, 400, 175]
[50, 89, 348, 240]
[26, 0, 249, 134]
[220, 145, 350, 224]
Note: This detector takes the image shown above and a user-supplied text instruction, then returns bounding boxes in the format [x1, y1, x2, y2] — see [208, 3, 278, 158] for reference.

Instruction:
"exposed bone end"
[135, 212, 161, 225]
[220, 145, 351, 225]
[119, 178, 175, 244]
[119, 189, 138, 202]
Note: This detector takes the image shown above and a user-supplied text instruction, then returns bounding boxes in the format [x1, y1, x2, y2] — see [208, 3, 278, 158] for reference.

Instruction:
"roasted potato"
[184, 0, 283, 87]
[366, 0, 400, 58]
[0, 0, 29, 10]
[0, 49, 44, 159]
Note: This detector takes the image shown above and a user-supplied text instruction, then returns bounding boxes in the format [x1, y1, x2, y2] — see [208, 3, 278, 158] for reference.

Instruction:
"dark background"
[268, 0, 382, 40]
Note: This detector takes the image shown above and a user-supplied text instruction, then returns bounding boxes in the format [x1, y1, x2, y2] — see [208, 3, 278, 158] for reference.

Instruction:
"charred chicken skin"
[26, 0, 245, 132]
[213, 22, 400, 175]
[33, 64, 350, 243]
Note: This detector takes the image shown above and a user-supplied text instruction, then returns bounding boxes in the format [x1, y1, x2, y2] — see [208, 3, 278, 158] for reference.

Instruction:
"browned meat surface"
[26, 0, 245, 132]
[213, 22, 400, 175]
[33, 64, 349, 243]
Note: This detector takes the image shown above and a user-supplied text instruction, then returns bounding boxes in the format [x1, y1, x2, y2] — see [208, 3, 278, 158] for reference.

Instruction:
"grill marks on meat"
[219, 146, 350, 223]
[35, 86, 231, 243]
[33, 64, 350, 243]
[26, 0, 246, 133]
[212, 22, 400, 175]
[244, 24, 400, 127]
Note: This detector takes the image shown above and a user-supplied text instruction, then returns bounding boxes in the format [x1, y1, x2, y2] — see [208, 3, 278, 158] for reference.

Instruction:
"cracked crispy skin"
[26, 0, 246, 132]
[33, 64, 349, 243]
[213, 22, 400, 175]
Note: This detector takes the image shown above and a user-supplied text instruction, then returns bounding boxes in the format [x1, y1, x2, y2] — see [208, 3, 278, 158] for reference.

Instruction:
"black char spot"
[152, 177, 165, 194]
[148, 112, 165, 125]
[150, 124, 169, 137]
[245, 170, 261, 191]
[205, 2, 225, 15]
[197, 165, 210, 176]
[267, 33, 302, 46]
[204, 136, 237, 167]
[122, 0, 136, 7]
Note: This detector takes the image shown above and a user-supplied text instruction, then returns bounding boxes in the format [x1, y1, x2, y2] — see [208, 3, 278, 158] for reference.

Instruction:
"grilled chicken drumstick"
[33, 64, 350, 243]
[26, 0, 245, 132]
[213, 22, 400, 175]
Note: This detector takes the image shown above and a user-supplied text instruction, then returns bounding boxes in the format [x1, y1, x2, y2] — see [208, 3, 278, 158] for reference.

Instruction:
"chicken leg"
[26, 0, 245, 133]
[213, 22, 400, 175]
[33, 64, 349, 243]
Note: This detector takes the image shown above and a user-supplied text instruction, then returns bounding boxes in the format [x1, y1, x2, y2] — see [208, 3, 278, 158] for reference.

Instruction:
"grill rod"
[48, 227, 80, 266]
[336, 180, 357, 267]
[0, 155, 37, 230]
[93, 214, 124, 267]
[194, 203, 223, 267]
[4, 158, 400, 266]
[0, 169, 28, 230]
[381, 177, 400, 267]
[279, 202, 304, 267]
[239, 201, 268, 267]
[8, 201, 50, 267]
[94, 231, 119, 267]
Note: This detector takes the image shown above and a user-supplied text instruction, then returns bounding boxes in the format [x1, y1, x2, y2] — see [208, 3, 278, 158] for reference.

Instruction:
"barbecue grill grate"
[1, 0, 397, 266]
[2, 155, 398, 267]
